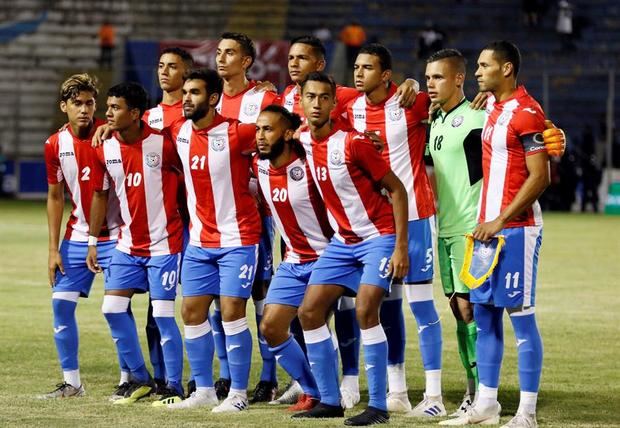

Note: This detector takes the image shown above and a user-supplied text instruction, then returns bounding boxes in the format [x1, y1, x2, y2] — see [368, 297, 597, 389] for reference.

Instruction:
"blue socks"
[361, 325, 388, 411]
[146, 300, 166, 381]
[304, 325, 340, 406]
[380, 286, 406, 366]
[270, 335, 319, 398]
[474, 303, 505, 389]
[184, 319, 215, 388]
[335, 297, 360, 376]
[509, 309, 543, 392]
[210, 305, 230, 380]
[406, 283, 442, 370]
[223, 317, 253, 391]
[152, 300, 183, 395]
[255, 299, 277, 383]
[52, 295, 79, 372]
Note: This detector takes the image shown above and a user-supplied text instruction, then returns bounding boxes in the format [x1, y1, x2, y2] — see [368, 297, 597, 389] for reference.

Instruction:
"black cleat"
[154, 378, 167, 395]
[186, 379, 196, 398]
[344, 406, 390, 426]
[214, 377, 231, 400]
[110, 382, 131, 401]
[250, 380, 278, 403]
[292, 402, 345, 419]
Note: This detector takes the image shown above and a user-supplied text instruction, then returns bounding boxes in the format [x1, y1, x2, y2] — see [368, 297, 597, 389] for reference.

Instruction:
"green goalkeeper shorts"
[438, 235, 470, 295]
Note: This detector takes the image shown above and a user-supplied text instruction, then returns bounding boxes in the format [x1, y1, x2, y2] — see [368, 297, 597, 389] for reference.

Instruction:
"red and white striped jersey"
[300, 123, 395, 244]
[170, 114, 261, 248]
[93, 126, 184, 257]
[45, 121, 121, 242]
[479, 86, 547, 228]
[217, 81, 278, 124]
[347, 85, 434, 221]
[143, 100, 183, 131]
[253, 154, 332, 263]
[278, 84, 358, 122]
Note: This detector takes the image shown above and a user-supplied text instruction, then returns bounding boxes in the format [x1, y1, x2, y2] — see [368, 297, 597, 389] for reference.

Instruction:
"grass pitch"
[0, 200, 618, 427]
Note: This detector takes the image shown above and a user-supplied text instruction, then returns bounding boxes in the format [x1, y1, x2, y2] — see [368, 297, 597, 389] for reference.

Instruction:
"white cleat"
[38, 382, 85, 399]
[269, 380, 302, 405]
[340, 386, 361, 409]
[406, 393, 447, 418]
[501, 412, 538, 428]
[387, 391, 412, 412]
[439, 402, 502, 425]
[449, 394, 475, 417]
[167, 389, 218, 409]
[212, 392, 249, 413]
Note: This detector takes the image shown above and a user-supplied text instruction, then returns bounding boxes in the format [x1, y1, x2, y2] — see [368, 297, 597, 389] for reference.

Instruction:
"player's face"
[61, 91, 96, 130]
[475, 49, 502, 93]
[288, 43, 325, 83]
[106, 96, 138, 131]
[353, 53, 390, 94]
[256, 111, 290, 160]
[182, 79, 212, 122]
[158, 53, 187, 93]
[301, 80, 335, 128]
[425, 59, 462, 105]
[216, 39, 251, 78]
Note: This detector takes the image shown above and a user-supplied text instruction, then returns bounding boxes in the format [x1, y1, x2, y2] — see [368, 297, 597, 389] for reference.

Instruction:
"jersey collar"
[435, 97, 467, 124]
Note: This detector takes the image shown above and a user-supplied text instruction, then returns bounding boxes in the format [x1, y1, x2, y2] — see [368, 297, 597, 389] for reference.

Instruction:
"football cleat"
[109, 382, 130, 402]
[167, 389, 219, 409]
[501, 412, 538, 428]
[214, 377, 231, 401]
[439, 402, 502, 426]
[154, 378, 167, 395]
[340, 385, 361, 409]
[250, 380, 278, 403]
[292, 402, 344, 419]
[386, 391, 412, 412]
[112, 378, 155, 405]
[449, 394, 475, 417]
[152, 386, 184, 407]
[407, 394, 447, 417]
[212, 392, 249, 413]
[344, 406, 389, 426]
[288, 393, 319, 412]
[186, 379, 196, 398]
[38, 382, 85, 399]
[269, 380, 302, 405]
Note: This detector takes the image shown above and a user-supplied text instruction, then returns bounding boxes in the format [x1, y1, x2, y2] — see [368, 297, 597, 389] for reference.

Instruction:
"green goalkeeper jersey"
[428, 98, 485, 237]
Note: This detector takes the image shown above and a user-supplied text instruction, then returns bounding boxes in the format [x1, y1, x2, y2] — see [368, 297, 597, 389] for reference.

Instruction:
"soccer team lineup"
[40, 32, 568, 427]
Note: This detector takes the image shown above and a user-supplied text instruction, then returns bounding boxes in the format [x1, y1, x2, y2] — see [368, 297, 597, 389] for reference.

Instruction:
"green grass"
[0, 200, 619, 427]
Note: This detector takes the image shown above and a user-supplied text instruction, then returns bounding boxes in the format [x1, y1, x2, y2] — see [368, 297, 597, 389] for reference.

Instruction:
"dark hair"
[221, 32, 256, 68]
[160, 47, 194, 68]
[358, 43, 393, 71]
[300, 71, 336, 97]
[290, 35, 326, 59]
[107, 82, 149, 116]
[260, 104, 305, 159]
[427, 48, 467, 74]
[184, 68, 224, 102]
[483, 40, 521, 77]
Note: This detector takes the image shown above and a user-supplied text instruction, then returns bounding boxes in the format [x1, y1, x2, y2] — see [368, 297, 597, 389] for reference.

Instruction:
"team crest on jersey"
[451, 115, 464, 127]
[329, 149, 344, 166]
[498, 111, 511, 126]
[289, 166, 305, 181]
[210, 136, 226, 152]
[388, 107, 403, 121]
[145, 152, 161, 168]
[244, 103, 259, 117]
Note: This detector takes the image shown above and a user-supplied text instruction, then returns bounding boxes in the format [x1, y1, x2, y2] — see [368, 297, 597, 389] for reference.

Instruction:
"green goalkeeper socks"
[456, 320, 479, 389]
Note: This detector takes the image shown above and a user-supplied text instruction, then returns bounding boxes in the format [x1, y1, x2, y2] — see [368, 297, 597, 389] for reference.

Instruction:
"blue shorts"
[105, 249, 181, 300]
[308, 235, 395, 296]
[54, 239, 116, 297]
[404, 218, 434, 283]
[255, 216, 275, 281]
[471, 226, 543, 308]
[266, 261, 316, 308]
[181, 244, 258, 299]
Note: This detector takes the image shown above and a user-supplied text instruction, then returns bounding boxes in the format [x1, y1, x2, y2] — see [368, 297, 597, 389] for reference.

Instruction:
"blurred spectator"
[340, 20, 367, 73]
[522, 0, 540, 27]
[313, 26, 332, 44]
[98, 19, 115, 69]
[418, 21, 445, 60]
[556, 0, 575, 51]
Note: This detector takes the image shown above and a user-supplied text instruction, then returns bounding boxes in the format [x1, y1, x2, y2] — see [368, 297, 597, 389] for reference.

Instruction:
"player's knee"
[181, 301, 205, 325]
[152, 299, 175, 318]
[298, 303, 320, 329]
[101, 295, 130, 314]
[355, 302, 379, 329]
[259, 317, 278, 345]
[220, 297, 246, 321]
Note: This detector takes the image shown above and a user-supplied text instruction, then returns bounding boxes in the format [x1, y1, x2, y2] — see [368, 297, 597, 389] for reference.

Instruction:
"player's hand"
[387, 243, 409, 280]
[395, 78, 419, 108]
[255, 80, 277, 93]
[472, 218, 505, 242]
[92, 124, 112, 147]
[543, 120, 566, 157]
[86, 246, 102, 273]
[428, 102, 440, 120]
[364, 130, 384, 152]
[48, 250, 65, 287]
[470, 92, 489, 110]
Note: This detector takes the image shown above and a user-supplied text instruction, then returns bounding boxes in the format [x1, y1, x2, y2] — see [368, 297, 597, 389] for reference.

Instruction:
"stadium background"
[0, 1, 619, 426]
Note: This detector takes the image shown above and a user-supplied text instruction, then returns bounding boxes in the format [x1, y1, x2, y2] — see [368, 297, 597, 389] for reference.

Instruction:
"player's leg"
[209, 299, 230, 398]
[146, 298, 166, 392]
[335, 295, 361, 409]
[168, 245, 218, 409]
[404, 219, 445, 418]
[212, 245, 259, 413]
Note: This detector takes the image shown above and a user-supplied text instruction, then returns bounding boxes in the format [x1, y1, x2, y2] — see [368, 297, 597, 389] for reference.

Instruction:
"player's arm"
[86, 189, 109, 273]
[380, 171, 409, 279]
[46, 183, 65, 286]
[472, 147, 550, 242]
[469, 92, 489, 110]
[395, 78, 420, 108]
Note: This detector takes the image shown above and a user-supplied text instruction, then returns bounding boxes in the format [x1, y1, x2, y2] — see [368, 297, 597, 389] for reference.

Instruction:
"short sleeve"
[349, 132, 391, 182]
[91, 146, 108, 191]
[409, 91, 430, 123]
[44, 135, 63, 184]
[238, 123, 257, 154]
[260, 91, 279, 109]
[333, 86, 359, 120]
[511, 104, 546, 138]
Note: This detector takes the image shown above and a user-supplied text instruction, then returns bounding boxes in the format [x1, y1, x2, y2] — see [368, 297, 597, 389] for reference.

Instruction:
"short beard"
[187, 104, 209, 122]
[258, 137, 286, 161]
